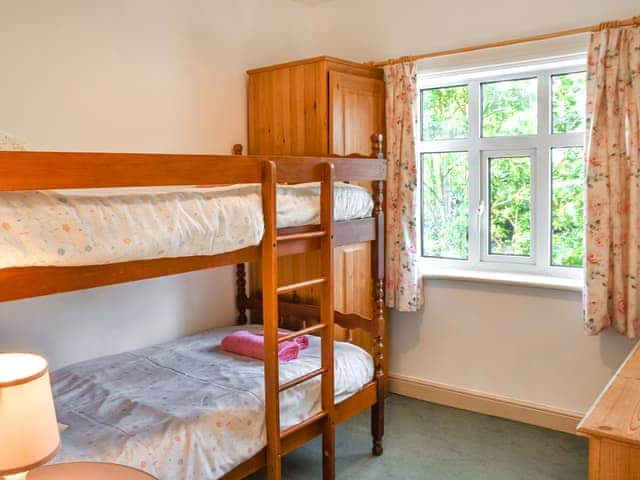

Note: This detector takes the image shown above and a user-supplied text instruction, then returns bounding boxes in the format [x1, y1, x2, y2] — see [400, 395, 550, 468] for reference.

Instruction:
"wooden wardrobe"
[246, 56, 385, 349]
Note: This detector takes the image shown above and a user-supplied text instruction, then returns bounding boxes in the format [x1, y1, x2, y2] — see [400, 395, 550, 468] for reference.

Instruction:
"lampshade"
[0, 353, 60, 476]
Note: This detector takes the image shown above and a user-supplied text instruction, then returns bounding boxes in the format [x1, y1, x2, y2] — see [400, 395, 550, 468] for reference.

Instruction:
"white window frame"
[482, 149, 537, 265]
[417, 56, 586, 279]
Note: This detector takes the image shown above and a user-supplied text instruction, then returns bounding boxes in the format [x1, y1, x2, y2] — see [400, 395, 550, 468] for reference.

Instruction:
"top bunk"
[0, 150, 386, 302]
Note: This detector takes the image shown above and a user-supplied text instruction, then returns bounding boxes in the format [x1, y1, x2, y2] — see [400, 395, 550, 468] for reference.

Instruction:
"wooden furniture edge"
[241, 296, 379, 336]
[0, 247, 260, 302]
[0, 217, 377, 302]
[246, 55, 382, 76]
[0, 151, 385, 191]
[577, 339, 640, 444]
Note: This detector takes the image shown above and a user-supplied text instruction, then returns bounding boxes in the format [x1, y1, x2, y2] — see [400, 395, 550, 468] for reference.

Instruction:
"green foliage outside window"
[422, 86, 469, 141]
[552, 72, 587, 134]
[421, 152, 469, 259]
[552, 147, 585, 267]
[482, 78, 537, 137]
[489, 157, 532, 256]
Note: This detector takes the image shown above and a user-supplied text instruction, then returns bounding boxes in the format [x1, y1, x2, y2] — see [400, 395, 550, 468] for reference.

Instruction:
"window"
[421, 152, 469, 259]
[487, 153, 532, 257]
[482, 78, 537, 137]
[419, 58, 586, 277]
[422, 85, 469, 140]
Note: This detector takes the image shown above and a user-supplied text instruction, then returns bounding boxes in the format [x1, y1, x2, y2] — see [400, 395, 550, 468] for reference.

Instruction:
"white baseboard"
[388, 373, 583, 435]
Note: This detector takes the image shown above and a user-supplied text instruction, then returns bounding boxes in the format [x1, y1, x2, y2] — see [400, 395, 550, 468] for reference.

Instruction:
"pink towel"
[221, 330, 300, 362]
[256, 329, 310, 350]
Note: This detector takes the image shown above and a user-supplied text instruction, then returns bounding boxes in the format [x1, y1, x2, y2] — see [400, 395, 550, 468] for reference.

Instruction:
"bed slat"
[0, 246, 259, 302]
[0, 151, 265, 191]
[0, 152, 386, 191]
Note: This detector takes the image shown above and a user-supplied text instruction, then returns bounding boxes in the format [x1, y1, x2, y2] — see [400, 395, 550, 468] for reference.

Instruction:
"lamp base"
[25, 463, 157, 479]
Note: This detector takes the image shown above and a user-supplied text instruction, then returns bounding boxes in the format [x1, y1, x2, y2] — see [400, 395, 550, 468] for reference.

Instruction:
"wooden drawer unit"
[578, 341, 640, 479]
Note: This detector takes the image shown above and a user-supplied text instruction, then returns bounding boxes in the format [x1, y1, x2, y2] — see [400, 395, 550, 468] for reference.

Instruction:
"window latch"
[476, 200, 486, 233]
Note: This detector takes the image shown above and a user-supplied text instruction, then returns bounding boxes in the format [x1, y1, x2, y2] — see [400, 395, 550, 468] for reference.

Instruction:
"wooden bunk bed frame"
[0, 149, 386, 480]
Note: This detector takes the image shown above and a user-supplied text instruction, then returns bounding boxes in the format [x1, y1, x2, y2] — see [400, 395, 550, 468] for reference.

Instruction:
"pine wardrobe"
[246, 55, 386, 354]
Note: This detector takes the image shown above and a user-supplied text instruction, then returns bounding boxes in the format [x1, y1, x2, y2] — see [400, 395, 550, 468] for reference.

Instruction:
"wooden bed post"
[261, 160, 282, 480]
[236, 263, 249, 324]
[233, 144, 249, 325]
[371, 133, 385, 457]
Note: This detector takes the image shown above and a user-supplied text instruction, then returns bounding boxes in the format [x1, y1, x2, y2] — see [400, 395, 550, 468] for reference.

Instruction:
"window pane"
[489, 156, 532, 256]
[421, 152, 469, 259]
[552, 72, 586, 134]
[551, 147, 585, 267]
[421, 86, 469, 141]
[482, 78, 537, 137]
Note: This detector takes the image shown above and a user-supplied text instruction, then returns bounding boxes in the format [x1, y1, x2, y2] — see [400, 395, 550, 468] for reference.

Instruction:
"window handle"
[476, 200, 485, 234]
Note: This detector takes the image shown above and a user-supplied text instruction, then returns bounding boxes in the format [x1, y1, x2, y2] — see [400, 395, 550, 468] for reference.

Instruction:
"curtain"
[585, 24, 640, 337]
[383, 62, 423, 312]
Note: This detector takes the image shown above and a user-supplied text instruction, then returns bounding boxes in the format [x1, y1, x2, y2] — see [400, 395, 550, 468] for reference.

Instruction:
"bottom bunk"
[51, 325, 378, 479]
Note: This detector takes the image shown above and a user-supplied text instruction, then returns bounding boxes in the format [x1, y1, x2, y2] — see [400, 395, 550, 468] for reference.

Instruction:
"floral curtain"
[384, 62, 423, 312]
[585, 24, 640, 337]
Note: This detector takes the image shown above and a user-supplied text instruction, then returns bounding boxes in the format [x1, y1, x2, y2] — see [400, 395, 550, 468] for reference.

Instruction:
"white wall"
[303, 0, 640, 414]
[307, 0, 639, 63]
[0, 0, 315, 369]
[0, 0, 313, 153]
[390, 281, 635, 413]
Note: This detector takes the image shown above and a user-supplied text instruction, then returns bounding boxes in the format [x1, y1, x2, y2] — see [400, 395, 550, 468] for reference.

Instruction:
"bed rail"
[0, 151, 385, 191]
[241, 297, 381, 337]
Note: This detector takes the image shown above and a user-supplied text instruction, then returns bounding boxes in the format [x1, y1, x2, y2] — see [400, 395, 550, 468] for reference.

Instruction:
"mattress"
[51, 325, 374, 479]
[0, 182, 373, 268]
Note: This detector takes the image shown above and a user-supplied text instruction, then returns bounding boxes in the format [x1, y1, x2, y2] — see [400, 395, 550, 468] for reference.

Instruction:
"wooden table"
[578, 340, 640, 479]
[28, 462, 158, 479]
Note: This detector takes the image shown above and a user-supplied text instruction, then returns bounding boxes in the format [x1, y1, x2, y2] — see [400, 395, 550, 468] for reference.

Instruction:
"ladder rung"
[281, 410, 328, 438]
[278, 323, 326, 343]
[277, 230, 327, 242]
[279, 367, 327, 392]
[277, 277, 326, 295]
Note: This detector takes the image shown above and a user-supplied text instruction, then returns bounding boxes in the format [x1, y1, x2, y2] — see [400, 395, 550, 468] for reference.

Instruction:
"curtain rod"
[368, 15, 640, 68]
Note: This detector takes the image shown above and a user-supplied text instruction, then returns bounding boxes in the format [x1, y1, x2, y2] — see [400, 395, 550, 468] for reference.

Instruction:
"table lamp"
[0, 353, 60, 480]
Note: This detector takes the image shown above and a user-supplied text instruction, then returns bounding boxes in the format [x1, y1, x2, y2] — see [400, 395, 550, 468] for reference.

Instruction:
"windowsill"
[421, 267, 583, 292]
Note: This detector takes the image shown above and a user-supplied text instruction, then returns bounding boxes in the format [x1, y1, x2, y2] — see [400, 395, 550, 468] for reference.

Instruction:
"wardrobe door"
[248, 62, 328, 155]
[329, 71, 384, 156]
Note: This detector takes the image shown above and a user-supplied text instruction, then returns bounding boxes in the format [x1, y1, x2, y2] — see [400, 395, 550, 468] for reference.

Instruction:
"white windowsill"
[422, 267, 583, 292]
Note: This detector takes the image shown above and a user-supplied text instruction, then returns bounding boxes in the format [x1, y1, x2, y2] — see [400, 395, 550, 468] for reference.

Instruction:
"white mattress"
[51, 325, 373, 479]
[0, 182, 373, 268]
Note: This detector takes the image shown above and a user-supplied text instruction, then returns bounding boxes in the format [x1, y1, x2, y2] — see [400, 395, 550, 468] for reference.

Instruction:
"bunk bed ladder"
[261, 160, 336, 480]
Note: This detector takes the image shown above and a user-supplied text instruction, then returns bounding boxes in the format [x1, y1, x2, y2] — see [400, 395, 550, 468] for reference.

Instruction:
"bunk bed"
[0, 148, 386, 480]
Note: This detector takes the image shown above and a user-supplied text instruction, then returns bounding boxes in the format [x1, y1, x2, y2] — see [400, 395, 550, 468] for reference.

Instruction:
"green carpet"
[248, 394, 587, 479]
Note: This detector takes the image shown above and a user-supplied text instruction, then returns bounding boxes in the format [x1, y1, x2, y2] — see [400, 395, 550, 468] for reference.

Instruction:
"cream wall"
[390, 281, 635, 414]
[304, 0, 640, 414]
[306, 0, 639, 63]
[0, 0, 315, 369]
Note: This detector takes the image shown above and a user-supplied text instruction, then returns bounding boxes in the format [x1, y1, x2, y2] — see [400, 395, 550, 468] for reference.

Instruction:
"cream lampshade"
[0, 353, 60, 479]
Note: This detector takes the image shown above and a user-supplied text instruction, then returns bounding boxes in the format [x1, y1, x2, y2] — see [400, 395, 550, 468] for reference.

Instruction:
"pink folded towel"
[256, 329, 310, 350]
[221, 330, 300, 362]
